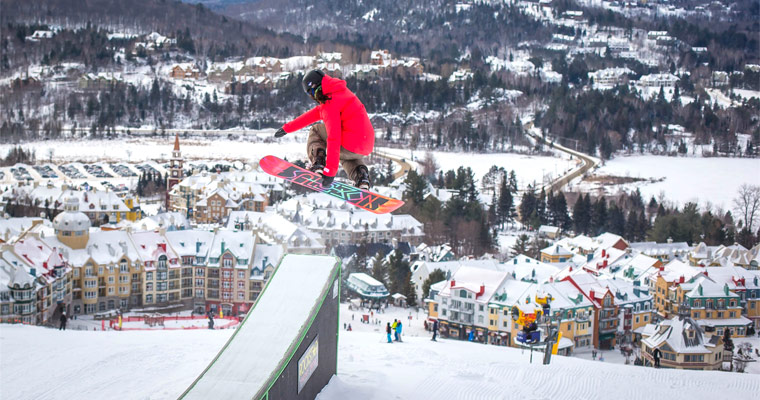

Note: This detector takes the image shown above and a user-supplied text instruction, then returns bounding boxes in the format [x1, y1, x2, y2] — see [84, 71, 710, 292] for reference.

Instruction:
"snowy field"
[378, 148, 579, 190]
[574, 155, 760, 209]
[2, 303, 759, 400]
[0, 131, 306, 165]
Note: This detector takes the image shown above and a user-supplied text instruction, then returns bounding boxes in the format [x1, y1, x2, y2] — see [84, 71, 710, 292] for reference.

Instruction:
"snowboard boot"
[353, 165, 371, 190]
[310, 148, 326, 174]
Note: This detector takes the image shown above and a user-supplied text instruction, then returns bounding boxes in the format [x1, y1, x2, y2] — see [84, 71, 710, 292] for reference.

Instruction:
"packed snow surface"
[0, 325, 234, 399]
[3, 301, 759, 399]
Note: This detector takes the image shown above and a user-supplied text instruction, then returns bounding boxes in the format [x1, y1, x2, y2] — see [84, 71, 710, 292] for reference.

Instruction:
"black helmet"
[302, 69, 326, 97]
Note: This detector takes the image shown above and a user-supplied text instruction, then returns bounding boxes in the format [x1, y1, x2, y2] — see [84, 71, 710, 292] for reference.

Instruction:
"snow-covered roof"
[642, 317, 716, 354]
[659, 259, 702, 283]
[250, 243, 283, 277]
[682, 276, 738, 299]
[501, 255, 560, 283]
[439, 266, 509, 304]
[628, 241, 690, 259]
[208, 230, 255, 268]
[165, 230, 215, 258]
[541, 243, 573, 256]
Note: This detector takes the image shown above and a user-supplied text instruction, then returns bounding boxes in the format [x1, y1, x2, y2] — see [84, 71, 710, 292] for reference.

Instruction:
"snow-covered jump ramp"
[180, 254, 341, 400]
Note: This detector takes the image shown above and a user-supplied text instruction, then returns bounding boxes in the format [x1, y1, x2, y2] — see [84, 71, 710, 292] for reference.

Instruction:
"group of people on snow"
[387, 319, 404, 343]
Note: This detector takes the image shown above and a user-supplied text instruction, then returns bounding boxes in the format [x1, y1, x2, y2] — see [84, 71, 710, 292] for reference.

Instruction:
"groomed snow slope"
[318, 330, 760, 400]
[0, 326, 234, 399]
[1, 307, 759, 400]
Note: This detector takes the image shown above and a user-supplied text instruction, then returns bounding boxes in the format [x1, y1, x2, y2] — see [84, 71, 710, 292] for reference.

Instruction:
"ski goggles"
[307, 85, 321, 99]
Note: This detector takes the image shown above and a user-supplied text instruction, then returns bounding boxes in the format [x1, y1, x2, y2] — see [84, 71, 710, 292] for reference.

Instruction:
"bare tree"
[733, 184, 760, 232]
[47, 148, 54, 163]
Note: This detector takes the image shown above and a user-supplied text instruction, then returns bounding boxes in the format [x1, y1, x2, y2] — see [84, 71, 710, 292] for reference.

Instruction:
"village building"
[437, 266, 510, 343]
[641, 316, 724, 370]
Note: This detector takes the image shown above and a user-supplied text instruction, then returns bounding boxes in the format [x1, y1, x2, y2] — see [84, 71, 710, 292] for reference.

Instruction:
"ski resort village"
[2, 0, 760, 398]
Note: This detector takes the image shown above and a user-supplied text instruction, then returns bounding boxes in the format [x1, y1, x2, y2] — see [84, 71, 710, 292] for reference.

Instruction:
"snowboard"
[259, 155, 404, 214]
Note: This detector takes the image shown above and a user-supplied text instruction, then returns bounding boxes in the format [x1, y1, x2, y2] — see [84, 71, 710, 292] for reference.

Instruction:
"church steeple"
[166, 133, 184, 210]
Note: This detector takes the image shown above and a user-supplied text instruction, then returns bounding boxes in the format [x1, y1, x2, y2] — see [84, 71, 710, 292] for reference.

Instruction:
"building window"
[238, 271, 245, 279]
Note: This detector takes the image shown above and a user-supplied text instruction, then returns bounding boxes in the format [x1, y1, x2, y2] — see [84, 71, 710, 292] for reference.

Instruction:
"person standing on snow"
[392, 319, 399, 341]
[273, 69, 374, 189]
[653, 348, 661, 368]
[396, 320, 403, 342]
[59, 312, 67, 331]
[432, 320, 439, 341]
[386, 322, 393, 343]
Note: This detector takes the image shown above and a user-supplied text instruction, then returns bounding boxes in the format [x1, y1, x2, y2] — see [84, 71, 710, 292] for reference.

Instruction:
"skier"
[59, 312, 67, 331]
[392, 319, 399, 341]
[386, 322, 393, 343]
[273, 69, 374, 189]
[396, 320, 403, 342]
[432, 320, 439, 341]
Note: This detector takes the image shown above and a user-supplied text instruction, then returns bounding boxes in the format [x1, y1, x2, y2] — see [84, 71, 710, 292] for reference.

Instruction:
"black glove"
[320, 173, 334, 187]
[274, 128, 287, 138]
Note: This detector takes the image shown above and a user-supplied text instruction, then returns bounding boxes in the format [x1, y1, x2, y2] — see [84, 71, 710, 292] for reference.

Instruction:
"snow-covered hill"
[2, 303, 759, 400]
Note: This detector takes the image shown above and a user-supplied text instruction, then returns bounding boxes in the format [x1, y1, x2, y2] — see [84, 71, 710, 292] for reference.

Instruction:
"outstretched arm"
[282, 107, 321, 133]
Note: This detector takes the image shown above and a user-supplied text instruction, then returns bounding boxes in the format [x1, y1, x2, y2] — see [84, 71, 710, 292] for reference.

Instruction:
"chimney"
[602, 249, 606, 258]
[589, 289, 595, 299]
[451, 279, 456, 287]
[603, 259, 608, 268]
[679, 275, 684, 283]
[30, 268, 36, 276]
[477, 284, 485, 297]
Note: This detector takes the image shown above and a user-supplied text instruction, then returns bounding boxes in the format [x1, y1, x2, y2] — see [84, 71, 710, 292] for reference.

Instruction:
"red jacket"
[282, 75, 375, 177]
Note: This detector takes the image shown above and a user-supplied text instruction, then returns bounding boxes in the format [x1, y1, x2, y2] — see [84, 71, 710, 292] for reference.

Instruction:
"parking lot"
[0, 161, 168, 191]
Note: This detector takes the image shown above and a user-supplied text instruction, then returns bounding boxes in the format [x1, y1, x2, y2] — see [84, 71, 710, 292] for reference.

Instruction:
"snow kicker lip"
[259, 155, 404, 214]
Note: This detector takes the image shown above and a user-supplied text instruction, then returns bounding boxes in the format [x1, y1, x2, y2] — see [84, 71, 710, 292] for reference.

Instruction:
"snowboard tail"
[259, 155, 404, 214]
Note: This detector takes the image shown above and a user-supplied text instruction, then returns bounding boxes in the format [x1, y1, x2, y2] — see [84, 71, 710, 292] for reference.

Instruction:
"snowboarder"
[432, 320, 439, 341]
[59, 312, 67, 331]
[273, 69, 374, 189]
[653, 348, 661, 368]
[386, 322, 393, 343]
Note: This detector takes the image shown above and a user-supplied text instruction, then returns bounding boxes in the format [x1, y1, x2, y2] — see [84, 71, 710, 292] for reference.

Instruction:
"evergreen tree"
[591, 197, 608, 235]
[519, 186, 537, 227]
[508, 170, 518, 193]
[422, 269, 447, 300]
[607, 203, 626, 236]
[573, 194, 591, 234]
[553, 192, 571, 231]
[402, 169, 427, 205]
[497, 176, 514, 227]
[537, 188, 547, 225]
[371, 252, 387, 285]
[512, 234, 530, 256]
